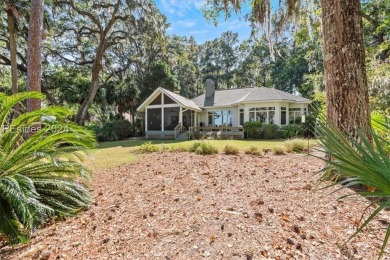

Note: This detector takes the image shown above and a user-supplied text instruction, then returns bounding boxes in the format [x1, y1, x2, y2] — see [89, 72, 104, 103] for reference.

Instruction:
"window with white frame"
[249, 107, 275, 124]
[239, 109, 244, 125]
[281, 107, 287, 125]
[289, 108, 305, 124]
[208, 110, 233, 126]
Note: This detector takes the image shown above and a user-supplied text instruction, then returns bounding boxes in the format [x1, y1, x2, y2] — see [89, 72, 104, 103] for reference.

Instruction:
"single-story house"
[137, 79, 311, 140]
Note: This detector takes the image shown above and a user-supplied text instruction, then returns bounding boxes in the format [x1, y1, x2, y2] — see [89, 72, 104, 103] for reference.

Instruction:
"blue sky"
[154, 0, 252, 44]
[154, 0, 279, 44]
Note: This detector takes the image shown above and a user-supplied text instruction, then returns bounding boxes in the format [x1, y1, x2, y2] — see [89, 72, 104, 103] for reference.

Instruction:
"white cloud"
[176, 19, 198, 28]
[160, 0, 206, 16]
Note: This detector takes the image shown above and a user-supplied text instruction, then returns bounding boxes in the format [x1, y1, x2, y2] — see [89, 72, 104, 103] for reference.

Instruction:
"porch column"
[145, 108, 148, 131]
[161, 94, 164, 131]
[286, 105, 290, 125]
[179, 106, 183, 126]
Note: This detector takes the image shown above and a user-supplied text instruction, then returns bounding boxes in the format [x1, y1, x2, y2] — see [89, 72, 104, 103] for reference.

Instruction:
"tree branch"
[0, 53, 27, 72]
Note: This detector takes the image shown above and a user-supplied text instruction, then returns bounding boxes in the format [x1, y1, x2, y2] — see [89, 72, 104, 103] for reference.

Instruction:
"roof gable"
[137, 88, 202, 112]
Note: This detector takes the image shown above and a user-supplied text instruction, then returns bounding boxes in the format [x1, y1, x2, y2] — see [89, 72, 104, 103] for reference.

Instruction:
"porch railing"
[174, 122, 182, 139]
[189, 126, 244, 139]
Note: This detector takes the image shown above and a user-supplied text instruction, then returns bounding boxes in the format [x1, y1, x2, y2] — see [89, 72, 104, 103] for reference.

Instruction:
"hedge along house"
[137, 79, 311, 140]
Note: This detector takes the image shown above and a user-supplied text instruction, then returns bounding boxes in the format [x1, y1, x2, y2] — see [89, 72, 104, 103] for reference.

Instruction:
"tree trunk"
[6, 3, 19, 117]
[26, 0, 44, 111]
[74, 42, 105, 125]
[320, 0, 371, 139]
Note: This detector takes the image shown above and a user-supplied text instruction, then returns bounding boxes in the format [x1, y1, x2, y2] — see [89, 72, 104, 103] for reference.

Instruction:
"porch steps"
[176, 132, 189, 141]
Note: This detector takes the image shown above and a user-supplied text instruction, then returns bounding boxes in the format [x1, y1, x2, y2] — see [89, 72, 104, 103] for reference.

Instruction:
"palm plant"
[316, 116, 390, 258]
[0, 92, 96, 244]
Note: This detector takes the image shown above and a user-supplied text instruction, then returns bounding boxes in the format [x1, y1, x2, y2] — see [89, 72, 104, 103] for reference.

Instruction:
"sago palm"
[0, 92, 96, 244]
[316, 116, 390, 258]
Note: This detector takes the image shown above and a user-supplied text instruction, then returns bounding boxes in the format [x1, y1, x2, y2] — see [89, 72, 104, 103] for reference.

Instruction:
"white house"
[137, 80, 311, 139]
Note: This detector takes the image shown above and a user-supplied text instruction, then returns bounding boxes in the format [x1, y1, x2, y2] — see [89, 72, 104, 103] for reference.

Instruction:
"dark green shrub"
[262, 124, 280, 139]
[88, 120, 132, 141]
[279, 124, 305, 139]
[244, 121, 262, 138]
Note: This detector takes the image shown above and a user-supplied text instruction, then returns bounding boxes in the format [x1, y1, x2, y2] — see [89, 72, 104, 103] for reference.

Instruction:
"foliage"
[188, 141, 218, 155]
[136, 141, 160, 153]
[316, 116, 390, 258]
[262, 124, 280, 139]
[243, 121, 262, 139]
[272, 146, 285, 155]
[284, 139, 307, 153]
[371, 111, 390, 153]
[0, 92, 96, 244]
[139, 61, 179, 102]
[279, 124, 305, 139]
[89, 120, 132, 142]
[223, 144, 239, 155]
[244, 145, 262, 156]
[168, 145, 189, 153]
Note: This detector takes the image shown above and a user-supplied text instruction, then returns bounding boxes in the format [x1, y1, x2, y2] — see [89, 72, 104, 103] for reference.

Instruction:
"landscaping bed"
[1, 152, 389, 259]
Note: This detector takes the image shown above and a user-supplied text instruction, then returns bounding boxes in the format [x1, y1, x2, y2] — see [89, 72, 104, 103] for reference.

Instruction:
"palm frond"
[0, 92, 96, 244]
[317, 115, 390, 258]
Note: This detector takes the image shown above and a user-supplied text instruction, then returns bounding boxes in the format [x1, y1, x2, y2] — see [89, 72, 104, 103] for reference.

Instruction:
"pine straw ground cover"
[1, 152, 389, 259]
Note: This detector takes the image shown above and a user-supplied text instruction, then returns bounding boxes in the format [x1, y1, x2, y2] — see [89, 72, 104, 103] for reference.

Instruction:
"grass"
[86, 139, 311, 170]
[224, 144, 240, 155]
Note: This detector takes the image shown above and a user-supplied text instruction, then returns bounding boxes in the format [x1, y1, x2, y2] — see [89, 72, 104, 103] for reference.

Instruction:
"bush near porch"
[243, 115, 316, 139]
[243, 122, 304, 139]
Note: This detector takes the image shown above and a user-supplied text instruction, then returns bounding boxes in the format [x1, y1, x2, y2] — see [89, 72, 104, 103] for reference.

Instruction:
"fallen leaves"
[1, 152, 389, 259]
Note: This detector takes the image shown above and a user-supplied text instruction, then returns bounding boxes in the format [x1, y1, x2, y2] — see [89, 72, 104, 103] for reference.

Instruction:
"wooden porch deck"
[189, 126, 244, 140]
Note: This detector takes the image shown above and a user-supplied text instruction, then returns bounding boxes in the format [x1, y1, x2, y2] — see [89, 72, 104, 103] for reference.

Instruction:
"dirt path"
[1, 152, 389, 259]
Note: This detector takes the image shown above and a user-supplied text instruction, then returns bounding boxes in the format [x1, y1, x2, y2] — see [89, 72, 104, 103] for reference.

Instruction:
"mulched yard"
[1, 152, 389, 259]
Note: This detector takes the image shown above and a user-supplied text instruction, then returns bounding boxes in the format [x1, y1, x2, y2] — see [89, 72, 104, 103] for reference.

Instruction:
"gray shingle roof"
[191, 87, 311, 108]
[161, 88, 203, 111]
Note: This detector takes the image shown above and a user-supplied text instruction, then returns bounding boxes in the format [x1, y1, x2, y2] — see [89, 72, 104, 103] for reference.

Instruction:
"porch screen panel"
[147, 108, 162, 130]
[164, 107, 180, 130]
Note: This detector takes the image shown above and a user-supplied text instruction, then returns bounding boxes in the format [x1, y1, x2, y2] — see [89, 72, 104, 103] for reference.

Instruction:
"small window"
[239, 109, 244, 125]
[281, 110, 287, 125]
[208, 112, 213, 125]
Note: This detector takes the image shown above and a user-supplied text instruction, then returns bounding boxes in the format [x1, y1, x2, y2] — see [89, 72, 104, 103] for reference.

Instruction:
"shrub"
[284, 139, 307, 153]
[136, 141, 160, 153]
[0, 92, 96, 244]
[279, 124, 305, 139]
[262, 124, 280, 139]
[169, 145, 189, 152]
[272, 146, 285, 155]
[88, 119, 132, 142]
[224, 144, 239, 155]
[101, 119, 132, 141]
[244, 145, 262, 156]
[188, 142, 218, 155]
[244, 121, 262, 139]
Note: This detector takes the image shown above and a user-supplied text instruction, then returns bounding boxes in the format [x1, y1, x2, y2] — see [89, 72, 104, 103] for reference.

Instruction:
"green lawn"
[86, 139, 289, 170]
